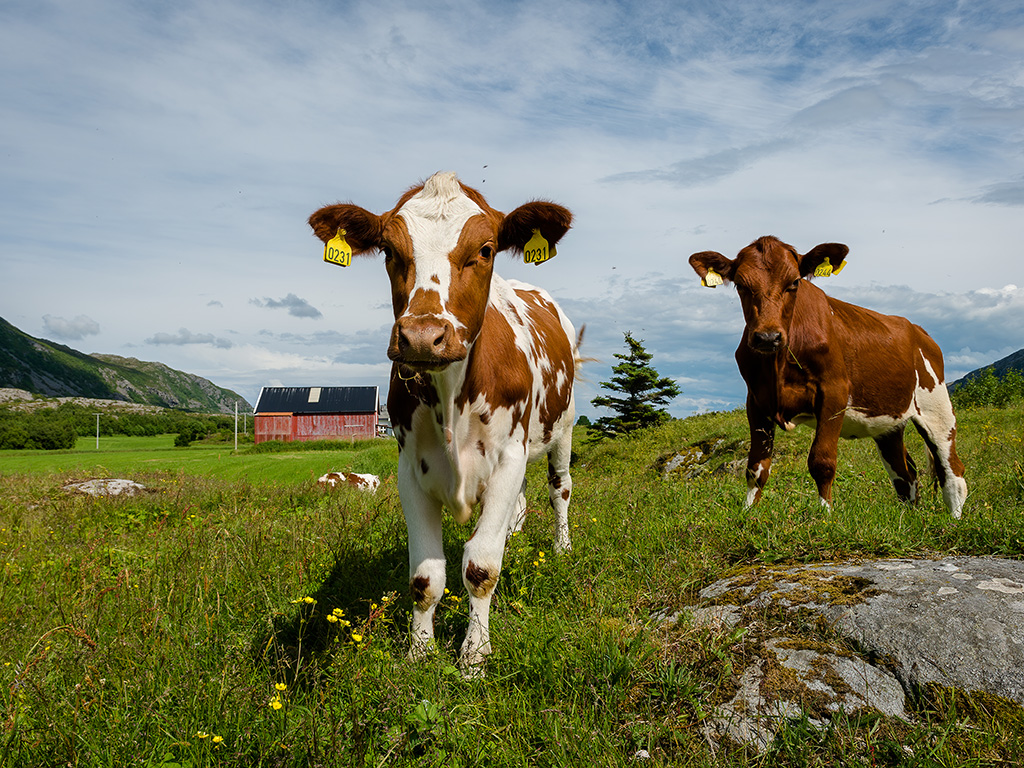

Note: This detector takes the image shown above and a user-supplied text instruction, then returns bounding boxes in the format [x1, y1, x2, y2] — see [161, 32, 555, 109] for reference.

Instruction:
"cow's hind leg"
[507, 479, 528, 540]
[911, 386, 967, 518]
[460, 455, 529, 676]
[874, 429, 919, 503]
[547, 430, 573, 553]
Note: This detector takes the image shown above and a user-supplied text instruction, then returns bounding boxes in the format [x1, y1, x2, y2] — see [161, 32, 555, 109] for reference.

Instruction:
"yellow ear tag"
[832, 259, 847, 275]
[523, 229, 553, 265]
[702, 267, 724, 288]
[813, 263, 834, 277]
[323, 229, 352, 268]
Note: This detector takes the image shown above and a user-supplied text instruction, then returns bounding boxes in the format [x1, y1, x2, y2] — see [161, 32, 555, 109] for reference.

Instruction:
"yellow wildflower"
[275, 682, 287, 691]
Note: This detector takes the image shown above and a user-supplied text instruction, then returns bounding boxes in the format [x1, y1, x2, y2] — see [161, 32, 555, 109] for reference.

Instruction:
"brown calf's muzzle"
[749, 329, 783, 354]
[388, 314, 466, 371]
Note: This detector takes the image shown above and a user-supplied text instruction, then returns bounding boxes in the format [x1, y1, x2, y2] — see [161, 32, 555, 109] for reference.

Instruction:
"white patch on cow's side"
[397, 172, 483, 332]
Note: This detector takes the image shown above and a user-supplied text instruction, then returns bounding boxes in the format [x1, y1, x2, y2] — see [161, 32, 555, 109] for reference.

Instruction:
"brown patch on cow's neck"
[456, 304, 532, 424]
[387, 365, 442, 432]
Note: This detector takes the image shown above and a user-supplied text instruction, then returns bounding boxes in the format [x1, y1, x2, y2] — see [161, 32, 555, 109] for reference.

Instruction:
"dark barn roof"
[253, 386, 378, 415]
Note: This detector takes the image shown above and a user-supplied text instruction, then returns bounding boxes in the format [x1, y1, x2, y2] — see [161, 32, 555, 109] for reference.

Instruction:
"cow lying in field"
[688, 235, 967, 517]
[309, 172, 579, 673]
[318, 472, 381, 492]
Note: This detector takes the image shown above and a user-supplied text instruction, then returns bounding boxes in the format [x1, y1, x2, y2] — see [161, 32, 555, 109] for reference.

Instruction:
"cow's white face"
[308, 171, 572, 373]
[383, 172, 498, 372]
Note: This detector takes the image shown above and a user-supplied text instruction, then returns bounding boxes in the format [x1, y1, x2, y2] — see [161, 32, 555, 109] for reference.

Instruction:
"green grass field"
[1, 407, 1022, 766]
[0, 435, 396, 484]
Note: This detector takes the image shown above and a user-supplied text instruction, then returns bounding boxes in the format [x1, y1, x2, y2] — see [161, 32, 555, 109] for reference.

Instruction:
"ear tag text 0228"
[323, 229, 353, 268]
[702, 267, 724, 288]
[523, 229, 554, 265]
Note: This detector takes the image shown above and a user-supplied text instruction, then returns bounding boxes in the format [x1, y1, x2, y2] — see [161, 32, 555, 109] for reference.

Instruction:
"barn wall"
[294, 413, 377, 440]
[254, 413, 293, 444]
[254, 412, 377, 443]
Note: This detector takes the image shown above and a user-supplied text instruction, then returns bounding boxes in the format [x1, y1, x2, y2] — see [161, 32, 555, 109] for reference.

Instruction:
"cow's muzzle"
[388, 315, 466, 370]
[749, 330, 783, 354]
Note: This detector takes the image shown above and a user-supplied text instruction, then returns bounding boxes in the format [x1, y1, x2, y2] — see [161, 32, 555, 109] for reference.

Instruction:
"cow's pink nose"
[392, 316, 454, 363]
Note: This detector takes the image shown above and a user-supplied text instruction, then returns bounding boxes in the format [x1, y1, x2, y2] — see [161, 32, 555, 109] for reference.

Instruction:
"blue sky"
[2, 0, 1022, 416]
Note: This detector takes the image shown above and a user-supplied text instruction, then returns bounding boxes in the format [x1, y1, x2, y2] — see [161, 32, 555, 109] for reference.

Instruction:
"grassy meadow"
[1, 406, 1023, 766]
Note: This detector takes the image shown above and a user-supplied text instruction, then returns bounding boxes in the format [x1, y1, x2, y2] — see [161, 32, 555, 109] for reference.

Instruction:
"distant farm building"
[253, 386, 383, 443]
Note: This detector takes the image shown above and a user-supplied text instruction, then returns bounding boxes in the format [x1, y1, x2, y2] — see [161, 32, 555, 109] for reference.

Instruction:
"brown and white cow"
[309, 172, 579, 673]
[318, 471, 381, 492]
[688, 235, 967, 517]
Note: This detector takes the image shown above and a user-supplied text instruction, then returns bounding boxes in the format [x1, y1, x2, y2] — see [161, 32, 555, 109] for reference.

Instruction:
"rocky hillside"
[0, 316, 249, 414]
[950, 348, 1024, 389]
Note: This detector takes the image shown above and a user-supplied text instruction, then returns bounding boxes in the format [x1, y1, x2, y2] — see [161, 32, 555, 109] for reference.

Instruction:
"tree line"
[0, 401, 236, 450]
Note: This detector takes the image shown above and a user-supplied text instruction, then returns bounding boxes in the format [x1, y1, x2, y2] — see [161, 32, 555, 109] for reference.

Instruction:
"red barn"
[253, 386, 379, 444]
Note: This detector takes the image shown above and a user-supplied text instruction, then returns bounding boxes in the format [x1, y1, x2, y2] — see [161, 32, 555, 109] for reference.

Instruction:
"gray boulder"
[679, 556, 1024, 750]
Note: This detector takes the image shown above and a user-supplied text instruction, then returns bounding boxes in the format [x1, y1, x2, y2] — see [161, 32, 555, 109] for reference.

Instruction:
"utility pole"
[94, 413, 100, 449]
[234, 401, 238, 451]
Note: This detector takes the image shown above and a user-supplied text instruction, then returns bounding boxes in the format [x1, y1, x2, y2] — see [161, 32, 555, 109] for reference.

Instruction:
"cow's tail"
[573, 324, 598, 377]
[574, 324, 586, 371]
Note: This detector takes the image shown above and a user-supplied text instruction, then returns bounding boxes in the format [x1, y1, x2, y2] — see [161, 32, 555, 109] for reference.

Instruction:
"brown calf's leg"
[874, 429, 919, 503]
[744, 406, 776, 508]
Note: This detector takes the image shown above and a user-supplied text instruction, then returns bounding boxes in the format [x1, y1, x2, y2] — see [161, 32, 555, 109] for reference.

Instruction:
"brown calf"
[689, 235, 967, 517]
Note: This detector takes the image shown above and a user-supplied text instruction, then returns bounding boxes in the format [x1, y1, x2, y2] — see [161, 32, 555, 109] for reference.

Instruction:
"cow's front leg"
[808, 407, 844, 508]
[874, 429, 919, 503]
[398, 455, 445, 660]
[459, 453, 528, 676]
[745, 402, 776, 508]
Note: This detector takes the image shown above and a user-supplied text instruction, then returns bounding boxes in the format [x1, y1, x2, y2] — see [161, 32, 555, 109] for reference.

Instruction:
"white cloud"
[250, 294, 323, 319]
[41, 314, 100, 341]
[145, 328, 233, 349]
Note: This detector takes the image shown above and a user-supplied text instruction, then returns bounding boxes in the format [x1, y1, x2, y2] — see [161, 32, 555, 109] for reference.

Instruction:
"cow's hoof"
[407, 640, 438, 662]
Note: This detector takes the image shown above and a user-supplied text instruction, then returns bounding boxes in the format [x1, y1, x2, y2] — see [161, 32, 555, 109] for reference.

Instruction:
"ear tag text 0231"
[702, 267, 724, 288]
[323, 229, 353, 268]
[523, 229, 554, 265]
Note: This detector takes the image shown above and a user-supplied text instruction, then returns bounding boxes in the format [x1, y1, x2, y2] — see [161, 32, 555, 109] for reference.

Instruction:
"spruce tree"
[590, 332, 681, 436]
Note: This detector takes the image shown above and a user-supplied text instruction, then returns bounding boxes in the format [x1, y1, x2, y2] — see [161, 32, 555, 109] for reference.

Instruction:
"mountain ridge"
[0, 316, 249, 414]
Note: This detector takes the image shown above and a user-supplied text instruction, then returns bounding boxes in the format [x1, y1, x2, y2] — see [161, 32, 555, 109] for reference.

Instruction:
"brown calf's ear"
[497, 201, 573, 255]
[308, 204, 384, 254]
[688, 251, 732, 288]
[799, 243, 849, 278]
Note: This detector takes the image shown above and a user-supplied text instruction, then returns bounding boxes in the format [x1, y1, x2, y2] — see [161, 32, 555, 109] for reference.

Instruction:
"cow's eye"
[479, 245, 493, 260]
[381, 245, 394, 263]
[786, 279, 800, 292]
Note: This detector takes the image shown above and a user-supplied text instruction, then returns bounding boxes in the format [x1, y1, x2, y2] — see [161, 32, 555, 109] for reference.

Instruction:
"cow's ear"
[308, 204, 384, 254]
[497, 202, 573, 255]
[799, 243, 849, 278]
[689, 251, 733, 288]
